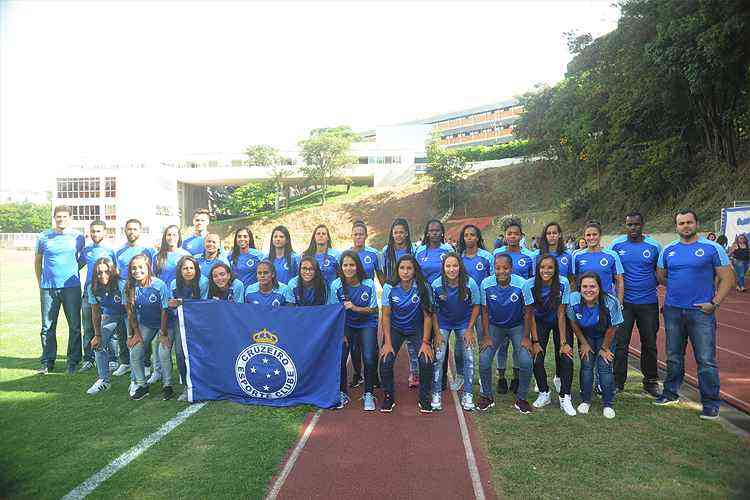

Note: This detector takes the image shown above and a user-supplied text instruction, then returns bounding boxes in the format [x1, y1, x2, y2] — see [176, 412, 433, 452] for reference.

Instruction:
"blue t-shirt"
[151, 248, 191, 286]
[181, 234, 206, 256]
[608, 236, 662, 304]
[415, 243, 454, 284]
[480, 274, 532, 328]
[462, 249, 494, 289]
[79, 242, 117, 286]
[268, 252, 300, 286]
[382, 281, 429, 334]
[230, 248, 266, 288]
[195, 253, 230, 278]
[658, 238, 730, 309]
[170, 276, 209, 300]
[571, 248, 624, 296]
[209, 279, 245, 303]
[535, 250, 574, 279]
[329, 278, 379, 328]
[121, 277, 170, 329]
[36, 229, 85, 289]
[381, 243, 418, 279]
[287, 276, 327, 306]
[492, 246, 538, 279]
[116, 244, 156, 280]
[566, 292, 624, 338]
[86, 280, 126, 317]
[431, 276, 480, 331]
[522, 276, 571, 325]
[314, 249, 340, 287]
[350, 246, 383, 280]
[244, 282, 294, 307]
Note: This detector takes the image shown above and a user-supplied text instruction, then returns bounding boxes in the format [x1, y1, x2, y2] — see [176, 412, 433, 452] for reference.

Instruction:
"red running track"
[629, 288, 750, 413]
[273, 348, 497, 499]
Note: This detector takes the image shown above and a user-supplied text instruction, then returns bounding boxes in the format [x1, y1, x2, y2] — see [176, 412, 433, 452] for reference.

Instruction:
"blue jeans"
[129, 324, 160, 387]
[662, 305, 721, 411]
[39, 286, 82, 368]
[159, 324, 186, 387]
[341, 325, 378, 393]
[93, 315, 122, 382]
[494, 325, 518, 374]
[453, 317, 482, 376]
[733, 259, 749, 288]
[480, 324, 532, 399]
[433, 328, 474, 396]
[579, 335, 615, 406]
[380, 327, 433, 402]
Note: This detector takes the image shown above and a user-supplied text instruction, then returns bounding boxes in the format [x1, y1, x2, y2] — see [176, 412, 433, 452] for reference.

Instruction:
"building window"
[155, 205, 172, 216]
[105, 204, 116, 221]
[104, 177, 116, 197]
[105, 227, 116, 238]
[70, 205, 101, 221]
[358, 156, 368, 164]
[56, 177, 101, 199]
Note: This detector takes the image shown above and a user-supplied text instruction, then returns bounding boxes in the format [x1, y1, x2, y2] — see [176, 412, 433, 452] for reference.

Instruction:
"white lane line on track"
[62, 402, 207, 500]
[265, 409, 323, 500]
[448, 366, 486, 500]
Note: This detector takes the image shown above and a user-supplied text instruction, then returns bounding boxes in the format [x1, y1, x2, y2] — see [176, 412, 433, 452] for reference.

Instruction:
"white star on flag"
[263, 385, 270, 391]
[266, 373, 271, 379]
[250, 367, 256, 373]
[262, 358, 269, 364]
[274, 369, 280, 375]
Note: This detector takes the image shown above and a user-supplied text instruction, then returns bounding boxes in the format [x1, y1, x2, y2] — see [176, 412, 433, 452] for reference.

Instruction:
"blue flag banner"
[179, 301, 344, 408]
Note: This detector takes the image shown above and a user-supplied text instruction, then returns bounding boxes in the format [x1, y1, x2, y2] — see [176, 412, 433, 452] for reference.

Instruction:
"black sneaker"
[514, 399, 533, 415]
[643, 384, 660, 398]
[510, 378, 519, 395]
[476, 395, 495, 411]
[497, 378, 508, 394]
[131, 385, 150, 401]
[699, 407, 720, 420]
[418, 399, 432, 413]
[380, 393, 395, 412]
[162, 386, 174, 400]
[349, 374, 364, 388]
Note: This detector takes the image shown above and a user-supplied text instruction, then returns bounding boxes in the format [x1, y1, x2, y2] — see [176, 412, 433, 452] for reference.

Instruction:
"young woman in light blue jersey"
[304, 224, 340, 287]
[379, 254, 434, 413]
[207, 262, 244, 303]
[572, 221, 624, 303]
[565, 271, 624, 419]
[267, 225, 300, 286]
[329, 251, 380, 411]
[244, 260, 294, 306]
[85, 257, 125, 395]
[476, 254, 535, 414]
[430, 253, 480, 412]
[195, 233, 229, 278]
[230, 227, 266, 288]
[165, 255, 209, 402]
[288, 256, 328, 306]
[124, 254, 171, 401]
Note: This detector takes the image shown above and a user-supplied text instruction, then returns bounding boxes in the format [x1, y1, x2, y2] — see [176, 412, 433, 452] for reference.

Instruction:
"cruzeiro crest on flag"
[235, 328, 298, 399]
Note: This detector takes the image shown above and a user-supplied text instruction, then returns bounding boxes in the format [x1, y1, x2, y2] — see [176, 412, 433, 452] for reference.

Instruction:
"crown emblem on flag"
[252, 329, 278, 344]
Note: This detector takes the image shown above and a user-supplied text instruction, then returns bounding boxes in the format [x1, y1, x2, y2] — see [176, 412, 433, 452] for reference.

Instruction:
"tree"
[298, 126, 356, 205]
[0, 202, 51, 232]
[219, 182, 276, 216]
[425, 138, 471, 212]
[244, 144, 293, 213]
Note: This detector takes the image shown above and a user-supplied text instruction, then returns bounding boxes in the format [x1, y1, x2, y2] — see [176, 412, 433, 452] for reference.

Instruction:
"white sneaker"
[177, 390, 188, 402]
[146, 370, 161, 385]
[577, 402, 590, 414]
[431, 393, 442, 411]
[461, 392, 475, 411]
[559, 395, 577, 416]
[128, 381, 137, 397]
[533, 391, 551, 408]
[603, 407, 616, 419]
[553, 376, 561, 393]
[113, 364, 130, 376]
[86, 378, 110, 395]
[363, 392, 376, 411]
[451, 374, 465, 391]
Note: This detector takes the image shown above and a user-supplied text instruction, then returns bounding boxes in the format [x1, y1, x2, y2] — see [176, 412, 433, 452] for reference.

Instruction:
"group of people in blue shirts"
[36, 206, 733, 419]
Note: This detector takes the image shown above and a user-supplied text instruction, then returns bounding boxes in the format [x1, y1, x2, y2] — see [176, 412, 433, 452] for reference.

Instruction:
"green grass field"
[2, 248, 749, 499]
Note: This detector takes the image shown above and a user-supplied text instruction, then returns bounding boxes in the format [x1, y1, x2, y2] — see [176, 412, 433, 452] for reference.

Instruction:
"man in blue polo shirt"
[35, 206, 85, 374]
[181, 208, 211, 256]
[655, 209, 733, 420]
[608, 212, 662, 396]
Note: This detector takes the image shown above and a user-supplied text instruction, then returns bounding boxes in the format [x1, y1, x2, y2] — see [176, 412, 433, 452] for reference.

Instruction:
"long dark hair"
[384, 218, 414, 279]
[208, 262, 235, 300]
[539, 222, 565, 255]
[304, 224, 334, 257]
[155, 225, 182, 276]
[91, 257, 120, 297]
[230, 227, 257, 266]
[441, 252, 470, 301]
[387, 254, 432, 313]
[338, 250, 366, 300]
[575, 271, 610, 332]
[125, 254, 155, 307]
[175, 255, 202, 299]
[295, 255, 328, 305]
[533, 254, 561, 313]
[457, 224, 486, 254]
[421, 219, 445, 248]
[257, 260, 279, 291]
[268, 225, 294, 273]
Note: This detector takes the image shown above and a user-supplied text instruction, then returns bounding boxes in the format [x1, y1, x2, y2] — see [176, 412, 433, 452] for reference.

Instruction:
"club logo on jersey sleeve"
[599, 258, 609, 267]
[642, 249, 651, 259]
[510, 293, 519, 302]
[235, 329, 297, 399]
[695, 248, 705, 257]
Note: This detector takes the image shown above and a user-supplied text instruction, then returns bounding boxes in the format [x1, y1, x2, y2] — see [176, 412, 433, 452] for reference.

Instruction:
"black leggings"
[535, 318, 574, 396]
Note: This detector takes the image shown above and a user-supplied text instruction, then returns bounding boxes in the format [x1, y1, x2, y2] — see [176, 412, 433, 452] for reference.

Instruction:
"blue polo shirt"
[431, 276, 480, 331]
[121, 277, 170, 329]
[268, 252, 301, 286]
[86, 280, 126, 317]
[480, 274, 532, 328]
[230, 248, 266, 288]
[571, 248, 624, 296]
[492, 246, 538, 279]
[350, 246, 383, 280]
[382, 281, 429, 333]
[658, 238, 729, 309]
[116, 244, 156, 280]
[329, 278, 379, 328]
[381, 243, 418, 279]
[608, 235, 662, 304]
[566, 291, 623, 337]
[244, 282, 294, 307]
[522, 276, 571, 325]
[209, 279, 244, 303]
[79, 242, 117, 286]
[195, 253, 230, 278]
[36, 229, 85, 289]
[462, 249, 494, 288]
[151, 248, 191, 286]
[287, 276, 328, 306]
[415, 243, 454, 284]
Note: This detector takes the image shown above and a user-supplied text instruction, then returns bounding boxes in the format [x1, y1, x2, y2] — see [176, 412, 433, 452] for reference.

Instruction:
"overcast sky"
[0, 0, 619, 191]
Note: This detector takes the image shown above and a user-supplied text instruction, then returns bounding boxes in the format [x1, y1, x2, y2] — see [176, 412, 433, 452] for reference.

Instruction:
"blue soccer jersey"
[116, 244, 156, 280]
[536, 250, 574, 279]
[523, 276, 571, 325]
[209, 279, 244, 303]
[381, 243, 418, 279]
[79, 242, 117, 287]
[86, 280, 126, 317]
[230, 248, 266, 288]
[492, 246, 538, 279]
[36, 229, 85, 289]
[195, 253, 230, 278]
[350, 246, 383, 280]
[329, 278, 379, 328]
[462, 249, 494, 289]
[431, 276, 480, 331]
[170, 276, 209, 300]
[608, 236, 662, 304]
[480, 274, 532, 328]
[181, 234, 206, 256]
[287, 276, 327, 306]
[151, 248, 191, 286]
[381, 281, 428, 333]
[244, 282, 294, 307]
[566, 291, 624, 337]
[121, 277, 170, 329]
[269, 253, 300, 286]
[314, 249, 341, 287]
[571, 248, 624, 296]
[658, 238, 729, 309]
[415, 243, 454, 284]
